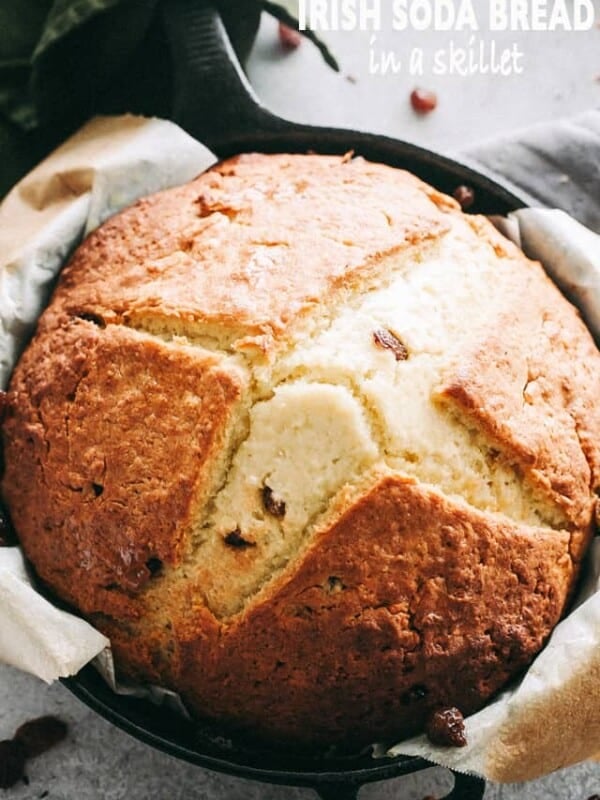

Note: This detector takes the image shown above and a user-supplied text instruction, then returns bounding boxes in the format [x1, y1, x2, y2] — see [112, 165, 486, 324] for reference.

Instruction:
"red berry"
[453, 185, 476, 211]
[410, 88, 438, 114]
[425, 707, 467, 747]
[278, 22, 302, 50]
[14, 716, 68, 758]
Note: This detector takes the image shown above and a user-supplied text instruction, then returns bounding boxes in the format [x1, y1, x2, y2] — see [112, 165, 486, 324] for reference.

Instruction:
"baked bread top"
[3, 153, 599, 748]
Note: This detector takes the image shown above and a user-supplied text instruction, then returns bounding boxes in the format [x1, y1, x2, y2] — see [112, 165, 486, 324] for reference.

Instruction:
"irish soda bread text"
[3, 153, 600, 749]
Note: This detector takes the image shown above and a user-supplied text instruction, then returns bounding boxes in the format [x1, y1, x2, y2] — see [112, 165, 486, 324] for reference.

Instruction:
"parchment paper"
[0, 115, 599, 783]
[0, 114, 217, 389]
[0, 114, 216, 680]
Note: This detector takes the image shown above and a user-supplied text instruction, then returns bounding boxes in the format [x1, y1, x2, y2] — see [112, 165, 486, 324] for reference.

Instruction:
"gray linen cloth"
[462, 108, 600, 233]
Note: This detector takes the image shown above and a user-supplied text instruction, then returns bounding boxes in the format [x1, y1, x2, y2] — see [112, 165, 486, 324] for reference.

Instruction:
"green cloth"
[0, 0, 264, 197]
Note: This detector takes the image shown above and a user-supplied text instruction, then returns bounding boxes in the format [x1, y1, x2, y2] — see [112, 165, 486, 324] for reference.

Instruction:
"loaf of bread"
[3, 153, 600, 750]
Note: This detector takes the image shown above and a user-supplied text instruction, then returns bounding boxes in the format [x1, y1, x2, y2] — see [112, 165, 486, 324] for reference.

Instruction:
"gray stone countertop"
[1, 8, 600, 800]
[247, 7, 600, 151]
[1, 664, 599, 799]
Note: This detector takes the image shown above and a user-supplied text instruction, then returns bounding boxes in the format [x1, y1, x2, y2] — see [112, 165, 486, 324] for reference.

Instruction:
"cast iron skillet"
[64, 1, 532, 796]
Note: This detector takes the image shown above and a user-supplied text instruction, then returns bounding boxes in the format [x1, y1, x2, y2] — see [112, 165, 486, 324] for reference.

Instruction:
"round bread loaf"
[3, 153, 600, 750]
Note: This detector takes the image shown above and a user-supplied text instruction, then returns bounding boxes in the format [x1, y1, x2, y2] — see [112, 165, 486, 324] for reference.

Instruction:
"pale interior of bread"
[129, 224, 569, 620]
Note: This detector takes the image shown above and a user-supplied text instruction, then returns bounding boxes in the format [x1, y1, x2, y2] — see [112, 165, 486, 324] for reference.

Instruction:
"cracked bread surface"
[2, 152, 600, 749]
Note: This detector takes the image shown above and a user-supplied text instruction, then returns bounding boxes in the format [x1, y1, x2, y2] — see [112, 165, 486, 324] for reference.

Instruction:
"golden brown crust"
[108, 473, 573, 748]
[2, 152, 599, 750]
[44, 153, 452, 353]
[436, 257, 600, 542]
[2, 317, 247, 617]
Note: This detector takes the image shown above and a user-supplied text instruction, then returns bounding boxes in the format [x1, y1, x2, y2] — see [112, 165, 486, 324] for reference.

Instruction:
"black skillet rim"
[63, 666, 432, 788]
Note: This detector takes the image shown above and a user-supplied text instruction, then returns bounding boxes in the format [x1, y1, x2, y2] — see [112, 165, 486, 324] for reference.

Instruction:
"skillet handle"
[312, 770, 486, 799]
[162, 0, 297, 150]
